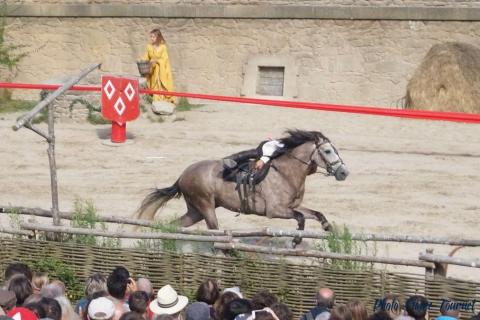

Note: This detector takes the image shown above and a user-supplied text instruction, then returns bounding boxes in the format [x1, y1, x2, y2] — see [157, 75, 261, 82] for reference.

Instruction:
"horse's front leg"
[266, 206, 305, 248]
[292, 210, 305, 248]
[296, 206, 331, 231]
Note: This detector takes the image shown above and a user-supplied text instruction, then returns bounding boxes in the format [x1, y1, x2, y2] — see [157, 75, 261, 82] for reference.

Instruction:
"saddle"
[222, 160, 271, 214]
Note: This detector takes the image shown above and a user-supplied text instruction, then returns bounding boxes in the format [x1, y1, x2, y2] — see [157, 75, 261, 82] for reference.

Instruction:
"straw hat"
[149, 285, 189, 315]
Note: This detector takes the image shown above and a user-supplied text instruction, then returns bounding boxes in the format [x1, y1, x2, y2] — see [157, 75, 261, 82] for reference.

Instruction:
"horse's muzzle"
[334, 164, 349, 181]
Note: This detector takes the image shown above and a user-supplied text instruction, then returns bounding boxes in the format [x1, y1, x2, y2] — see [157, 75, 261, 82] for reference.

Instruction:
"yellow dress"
[143, 42, 175, 103]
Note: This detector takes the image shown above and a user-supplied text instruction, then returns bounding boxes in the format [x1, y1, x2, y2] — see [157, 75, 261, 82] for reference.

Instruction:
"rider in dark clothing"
[223, 139, 286, 170]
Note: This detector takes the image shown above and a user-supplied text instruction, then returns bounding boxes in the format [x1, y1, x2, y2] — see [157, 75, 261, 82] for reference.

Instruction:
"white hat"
[223, 286, 243, 299]
[88, 297, 115, 320]
[149, 285, 189, 315]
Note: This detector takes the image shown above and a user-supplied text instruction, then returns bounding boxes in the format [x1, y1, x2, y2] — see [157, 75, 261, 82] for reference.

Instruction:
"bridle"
[287, 139, 344, 176]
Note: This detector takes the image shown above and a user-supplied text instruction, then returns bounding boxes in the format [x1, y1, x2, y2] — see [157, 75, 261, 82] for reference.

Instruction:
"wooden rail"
[20, 223, 232, 243]
[214, 242, 436, 269]
[419, 253, 480, 268]
[2, 206, 480, 246]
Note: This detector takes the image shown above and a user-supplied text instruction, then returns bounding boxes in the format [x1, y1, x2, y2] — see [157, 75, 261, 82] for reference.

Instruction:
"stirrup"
[223, 158, 238, 169]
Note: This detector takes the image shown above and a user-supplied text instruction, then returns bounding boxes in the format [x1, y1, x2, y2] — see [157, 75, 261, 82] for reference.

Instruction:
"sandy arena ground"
[1, 102, 479, 281]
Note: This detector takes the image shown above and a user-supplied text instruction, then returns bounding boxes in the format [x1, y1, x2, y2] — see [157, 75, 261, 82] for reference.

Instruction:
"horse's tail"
[135, 180, 182, 221]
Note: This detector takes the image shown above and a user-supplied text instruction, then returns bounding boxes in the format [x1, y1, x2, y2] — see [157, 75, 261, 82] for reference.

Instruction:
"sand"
[0, 103, 479, 280]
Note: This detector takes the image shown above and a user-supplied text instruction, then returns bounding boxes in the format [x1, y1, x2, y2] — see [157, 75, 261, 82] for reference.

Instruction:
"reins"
[285, 140, 340, 177]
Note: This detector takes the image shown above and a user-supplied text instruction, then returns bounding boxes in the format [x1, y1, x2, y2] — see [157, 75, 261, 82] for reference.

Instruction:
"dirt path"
[1, 103, 479, 280]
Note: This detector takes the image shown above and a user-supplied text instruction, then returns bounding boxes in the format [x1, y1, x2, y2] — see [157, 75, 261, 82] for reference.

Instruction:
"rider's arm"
[259, 140, 285, 163]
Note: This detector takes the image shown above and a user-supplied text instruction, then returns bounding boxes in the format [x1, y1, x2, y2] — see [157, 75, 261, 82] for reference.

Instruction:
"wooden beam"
[419, 253, 480, 268]
[0, 206, 226, 235]
[214, 242, 435, 269]
[0, 227, 32, 237]
[3, 207, 480, 247]
[20, 223, 232, 243]
[12, 63, 101, 131]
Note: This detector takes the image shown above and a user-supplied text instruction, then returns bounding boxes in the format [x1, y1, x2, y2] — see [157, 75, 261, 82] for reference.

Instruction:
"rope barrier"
[1, 81, 480, 123]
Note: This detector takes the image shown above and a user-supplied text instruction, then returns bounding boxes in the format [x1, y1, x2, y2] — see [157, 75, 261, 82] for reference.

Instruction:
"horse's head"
[312, 138, 349, 181]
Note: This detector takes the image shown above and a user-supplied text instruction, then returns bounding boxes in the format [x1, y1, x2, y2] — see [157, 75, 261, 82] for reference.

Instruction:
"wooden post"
[47, 103, 60, 226]
[12, 63, 101, 229]
[424, 248, 436, 280]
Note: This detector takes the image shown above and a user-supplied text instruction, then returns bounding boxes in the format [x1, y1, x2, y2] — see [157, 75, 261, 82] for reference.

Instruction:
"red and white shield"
[101, 76, 140, 123]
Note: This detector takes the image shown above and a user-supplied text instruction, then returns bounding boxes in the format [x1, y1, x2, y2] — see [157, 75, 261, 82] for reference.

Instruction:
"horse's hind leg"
[173, 202, 204, 228]
[187, 196, 219, 229]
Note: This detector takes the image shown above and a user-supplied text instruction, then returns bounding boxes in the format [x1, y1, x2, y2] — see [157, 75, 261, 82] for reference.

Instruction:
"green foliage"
[175, 97, 203, 112]
[135, 220, 179, 252]
[0, 2, 27, 71]
[24, 256, 82, 301]
[68, 98, 109, 125]
[0, 98, 35, 113]
[67, 198, 121, 248]
[315, 223, 375, 271]
[183, 288, 197, 302]
[7, 207, 24, 239]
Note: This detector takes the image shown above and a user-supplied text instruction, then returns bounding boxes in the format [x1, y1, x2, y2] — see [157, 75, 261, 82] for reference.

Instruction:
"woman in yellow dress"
[143, 28, 175, 104]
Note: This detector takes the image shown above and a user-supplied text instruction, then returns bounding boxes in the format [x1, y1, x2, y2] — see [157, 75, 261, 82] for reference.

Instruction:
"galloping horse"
[135, 130, 349, 245]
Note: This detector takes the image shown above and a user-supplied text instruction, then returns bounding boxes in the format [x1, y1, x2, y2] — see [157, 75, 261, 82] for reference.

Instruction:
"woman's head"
[150, 29, 165, 44]
[195, 279, 220, 305]
[85, 273, 107, 300]
[8, 274, 33, 306]
[32, 272, 49, 295]
[214, 291, 239, 319]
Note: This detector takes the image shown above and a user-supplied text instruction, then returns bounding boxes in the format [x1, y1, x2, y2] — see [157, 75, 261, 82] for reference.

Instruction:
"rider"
[223, 139, 286, 170]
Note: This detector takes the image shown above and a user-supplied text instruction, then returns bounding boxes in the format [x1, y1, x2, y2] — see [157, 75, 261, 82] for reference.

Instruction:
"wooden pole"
[12, 63, 101, 131]
[0, 227, 32, 237]
[0, 206, 226, 235]
[214, 242, 436, 269]
[228, 228, 480, 246]
[47, 102, 60, 226]
[12, 63, 101, 228]
[2, 207, 480, 246]
[20, 223, 232, 242]
[419, 253, 480, 268]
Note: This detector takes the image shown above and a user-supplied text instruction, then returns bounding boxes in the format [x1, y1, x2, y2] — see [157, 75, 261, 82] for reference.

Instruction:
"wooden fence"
[0, 237, 479, 320]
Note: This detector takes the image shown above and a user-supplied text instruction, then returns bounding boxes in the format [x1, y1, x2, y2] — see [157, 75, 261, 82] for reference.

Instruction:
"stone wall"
[3, 2, 480, 111]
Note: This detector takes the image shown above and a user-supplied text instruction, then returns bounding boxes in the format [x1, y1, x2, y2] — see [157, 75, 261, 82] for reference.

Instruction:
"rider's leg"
[222, 148, 259, 169]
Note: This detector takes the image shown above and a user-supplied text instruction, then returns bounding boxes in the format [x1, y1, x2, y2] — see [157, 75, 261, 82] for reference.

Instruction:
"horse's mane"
[279, 129, 328, 150]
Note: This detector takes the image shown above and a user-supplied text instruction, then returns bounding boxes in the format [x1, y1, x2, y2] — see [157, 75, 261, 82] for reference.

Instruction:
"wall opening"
[242, 55, 297, 99]
[256, 66, 285, 96]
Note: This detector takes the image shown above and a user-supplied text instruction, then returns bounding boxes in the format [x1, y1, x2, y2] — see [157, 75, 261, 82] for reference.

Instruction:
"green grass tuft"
[0, 98, 35, 114]
[175, 97, 204, 112]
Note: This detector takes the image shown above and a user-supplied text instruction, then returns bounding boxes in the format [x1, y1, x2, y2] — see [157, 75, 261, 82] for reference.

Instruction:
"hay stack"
[405, 42, 480, 114]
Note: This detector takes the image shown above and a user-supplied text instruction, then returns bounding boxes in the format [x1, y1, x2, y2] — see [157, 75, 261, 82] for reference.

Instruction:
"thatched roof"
[404, 42, 480, 114]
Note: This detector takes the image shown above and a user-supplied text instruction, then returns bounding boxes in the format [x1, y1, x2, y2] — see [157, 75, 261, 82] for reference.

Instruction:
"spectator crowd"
[0, 262, 478, 320]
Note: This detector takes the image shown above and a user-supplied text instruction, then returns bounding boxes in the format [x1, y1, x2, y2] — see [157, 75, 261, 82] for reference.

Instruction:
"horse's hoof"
[292, 236, 302, 248]
[322, 222, 331, 231]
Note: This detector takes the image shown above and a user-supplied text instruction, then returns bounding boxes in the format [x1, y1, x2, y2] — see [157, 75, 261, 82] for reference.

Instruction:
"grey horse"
[135, 130, 349, 245]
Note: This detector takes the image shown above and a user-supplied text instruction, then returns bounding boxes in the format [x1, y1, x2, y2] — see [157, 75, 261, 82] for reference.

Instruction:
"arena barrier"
[0, 237, 479, 320]
[1, 205, 480, 280]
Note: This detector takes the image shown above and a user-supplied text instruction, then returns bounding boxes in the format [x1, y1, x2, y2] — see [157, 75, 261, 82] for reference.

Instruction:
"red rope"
[1, 82, 479, 123]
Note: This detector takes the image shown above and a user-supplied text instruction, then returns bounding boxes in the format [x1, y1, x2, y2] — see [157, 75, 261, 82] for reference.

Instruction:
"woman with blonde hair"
[142, 28, 175, 106]
[32, 272, 49, 295]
